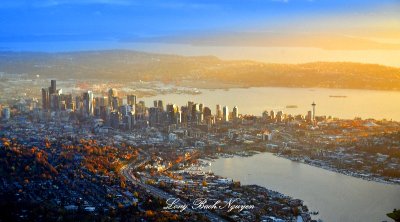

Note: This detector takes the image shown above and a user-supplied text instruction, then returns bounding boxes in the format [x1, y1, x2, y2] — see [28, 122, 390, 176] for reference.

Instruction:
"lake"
[204, 152, 400, 222]
[145, 86, 400, 221]
[144, 87, 400, 121]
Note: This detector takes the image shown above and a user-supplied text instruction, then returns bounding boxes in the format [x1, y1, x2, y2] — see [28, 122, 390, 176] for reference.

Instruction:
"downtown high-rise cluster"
[39, 80, 242, 131]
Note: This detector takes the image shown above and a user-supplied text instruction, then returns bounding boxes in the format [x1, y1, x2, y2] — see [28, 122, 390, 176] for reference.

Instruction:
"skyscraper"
[50, 80, 56, 94]
[83, 91, 94, 116]
[111, 97, 120, 111]
[233, 106, 239, 119]
[127, 95, 137, 106]
[276, 111, 283, 122]
[166, 104, 179, 124]
[223, 106, 229, 122]
[203, 107, 212, 119]
[311, 102, 316, 121]
[110, 111, 121, 129]
[188, 101, 194, 120]
[157, 100, 164, 111]
[108, 88, 117, 108]
[41, 88, 49, 110]
[149, 107, 159, 127]
[75, 95, 82, 112]
[306, 110, 312, 122]
[176, 110, 182, 124]
[216, 104, 222, 119]
[270, 110, 275, 120]
[119, 104, 132, 116]
[50, 94, 60, 111]
[262, 110, 269, 120]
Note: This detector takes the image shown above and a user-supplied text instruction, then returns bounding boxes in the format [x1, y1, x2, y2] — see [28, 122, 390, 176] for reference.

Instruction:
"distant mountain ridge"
[0, 50, 399, 91]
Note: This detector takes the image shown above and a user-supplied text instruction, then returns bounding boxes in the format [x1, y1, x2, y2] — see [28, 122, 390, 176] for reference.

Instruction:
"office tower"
[42, 80, 62, 112]
[111, 96, 120, 111]
[138, 101, 145, 108]
[180, 106, 189, 124]
[176, 110, 182, 124]
[127, 95, 137, 106]
[306, 111, 312, 122]
[108, 88, 117, 107]
[187, 101, 194, 120]
[198, 112, 204, 123]
[59, 101, 66, 111]
[270, 110, 275, 120]
[198, 103, 204, 123]
[276, 111, 283, 123]
[192, 103, 202, 124]
[199, 103, 204, 113]
[119, 104, 132, 116]
[216, 104, 222, 119]
[75, 95, 83, 112]
[83, 91, 93, 115]
[41, 88, 49, 110]
[99, 106, 107, 121]
[83, 91, 94, 116]
[233, 106, 239, 119]
[50, 80, 56, 94]
[262, 110, 269, 120]
[110, 111, 121, 129]
[2, 107, 10, 120]
[157, 100, 164, 111]
[203, 107, 212, 125]
[223, 106, 229, 122]
[203, 107, 212, 119]
[191, 103, 200, 122]
[135, 101, 146, 120]
[311, 102, 316, 121]
[63, 94, 74, 110]
[134, 101, 143, 122]
[123, 112, 136, 130]
[95, 96, 107, 108]
[149, 107, 159, 127]
[50, 94, 60, 111]
[93, 97, 103, 115]
[166, 104, 179, 124]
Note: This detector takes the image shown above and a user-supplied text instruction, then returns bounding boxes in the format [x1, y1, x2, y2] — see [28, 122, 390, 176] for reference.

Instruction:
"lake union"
[146, 87, 400, 221]
[205, 152, 400, 222]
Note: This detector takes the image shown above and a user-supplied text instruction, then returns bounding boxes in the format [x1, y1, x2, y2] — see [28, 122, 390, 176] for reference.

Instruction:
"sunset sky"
[1, 0, 399, 66]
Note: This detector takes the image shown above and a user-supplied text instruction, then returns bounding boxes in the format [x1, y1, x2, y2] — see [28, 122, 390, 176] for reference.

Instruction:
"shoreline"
[204, 150, 400, 186]
[178, 155, 317, 221]
[273, 153, 400, 186]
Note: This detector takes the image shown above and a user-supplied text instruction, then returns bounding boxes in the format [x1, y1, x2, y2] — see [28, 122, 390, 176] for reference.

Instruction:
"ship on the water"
[329, 95, 347, 98]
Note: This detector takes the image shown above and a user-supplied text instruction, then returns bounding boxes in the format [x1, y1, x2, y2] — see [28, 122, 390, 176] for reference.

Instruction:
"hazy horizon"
[1, 0, 399, 67]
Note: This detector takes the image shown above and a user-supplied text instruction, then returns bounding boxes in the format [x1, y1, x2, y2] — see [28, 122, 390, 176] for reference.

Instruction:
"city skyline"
[1, 1, 400, 221]
[1, 79, 399, 222]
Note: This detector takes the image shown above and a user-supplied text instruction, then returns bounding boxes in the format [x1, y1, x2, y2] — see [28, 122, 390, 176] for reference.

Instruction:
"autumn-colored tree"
[145, 210, 155, 217]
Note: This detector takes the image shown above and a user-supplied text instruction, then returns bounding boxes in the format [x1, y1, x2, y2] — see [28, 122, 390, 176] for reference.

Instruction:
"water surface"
[145, 87, 400, 121]
[204, 152, 400, 222]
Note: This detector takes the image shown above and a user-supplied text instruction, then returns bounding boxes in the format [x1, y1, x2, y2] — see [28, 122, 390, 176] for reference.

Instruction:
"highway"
[120, 155, 227, 222]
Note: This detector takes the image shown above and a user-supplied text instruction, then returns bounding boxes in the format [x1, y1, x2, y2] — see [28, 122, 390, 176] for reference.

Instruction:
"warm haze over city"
[0, 1, 400, 222]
